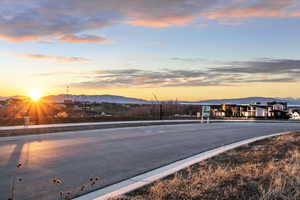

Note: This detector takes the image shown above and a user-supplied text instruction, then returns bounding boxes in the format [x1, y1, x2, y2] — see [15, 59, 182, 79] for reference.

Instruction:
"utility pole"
[159, 104, 163, 120]
[153, 93, 163, 120]
[66, 86, 70, 101]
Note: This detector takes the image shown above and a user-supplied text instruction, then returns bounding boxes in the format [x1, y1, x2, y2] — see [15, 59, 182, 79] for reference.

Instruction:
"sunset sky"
[1, 0, 300, 100]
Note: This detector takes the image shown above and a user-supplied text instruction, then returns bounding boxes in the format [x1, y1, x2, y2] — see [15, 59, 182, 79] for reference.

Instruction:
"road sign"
[202, 106, 211, 117]
[201, 106, 210, 123]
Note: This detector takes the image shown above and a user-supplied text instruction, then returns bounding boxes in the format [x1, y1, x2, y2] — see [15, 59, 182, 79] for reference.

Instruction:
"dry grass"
[114, 132, 300, 200]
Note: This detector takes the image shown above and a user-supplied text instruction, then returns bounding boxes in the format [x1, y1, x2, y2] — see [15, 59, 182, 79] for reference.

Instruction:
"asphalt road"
[1, 122, 300, 200]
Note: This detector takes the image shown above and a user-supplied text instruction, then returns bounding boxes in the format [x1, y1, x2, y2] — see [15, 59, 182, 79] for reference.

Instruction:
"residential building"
[209, 101, 289, 119]
[291, 111, 300, 120]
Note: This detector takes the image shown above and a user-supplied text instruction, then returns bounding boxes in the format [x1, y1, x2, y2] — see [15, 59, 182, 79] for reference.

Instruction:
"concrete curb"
[1, 120, 299, 131]
[0, 121, 205, 137]
[73, 131, 291, 200]
[2, 120, 298, 138]
[0, 120, 201, 131]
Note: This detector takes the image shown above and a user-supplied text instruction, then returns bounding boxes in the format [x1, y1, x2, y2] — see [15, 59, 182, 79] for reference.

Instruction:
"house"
[289, 107, 300, 120]
[291, 111, 300, 120]
[255, 106, 268, 117]
[0, 100, 6, 109]
[213, 110, 225, 117]
[246, 105, 257, 117]
[221, 104, 240, 117]
[238, 105, 249, 117]
[267, 102, 289, 119]
[210, 101, 289, 119]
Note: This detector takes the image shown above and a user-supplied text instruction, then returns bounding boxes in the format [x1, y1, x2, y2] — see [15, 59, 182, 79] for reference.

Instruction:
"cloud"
[205, 0, 300, 20]
[66, 58, 299, 89]
[0, 35, 40, 43]
[0, 0, 118, 43]
[206, 8, 300, 19]
[171, 57, 207, 63]
[210, 58, 300, 74]
[126, 16, 195, 27]
[241, 77, 296, 83]
[121, 0, 218, 27]
[20, 54, 94, 63]
[1, 0, 299, 43]
[59, 34, 111, 44]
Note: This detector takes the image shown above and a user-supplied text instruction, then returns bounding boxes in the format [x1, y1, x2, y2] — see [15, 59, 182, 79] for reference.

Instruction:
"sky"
[0, 0, 300, 100]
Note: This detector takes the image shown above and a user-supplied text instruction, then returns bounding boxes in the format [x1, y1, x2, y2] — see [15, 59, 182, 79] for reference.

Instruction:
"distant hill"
[0, 96, 27, 101]
[3, 94, 300, 106]
[184, 97, 300, 105]
[43, 94, 150, 104]
[0, 97, 9, 101]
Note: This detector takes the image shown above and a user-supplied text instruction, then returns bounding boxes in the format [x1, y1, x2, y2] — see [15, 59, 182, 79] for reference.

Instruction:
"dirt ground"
[115, 132, 300, 200]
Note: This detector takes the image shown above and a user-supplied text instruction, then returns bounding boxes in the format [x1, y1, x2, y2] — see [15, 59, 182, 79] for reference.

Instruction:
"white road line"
[73, 131, 290, 200]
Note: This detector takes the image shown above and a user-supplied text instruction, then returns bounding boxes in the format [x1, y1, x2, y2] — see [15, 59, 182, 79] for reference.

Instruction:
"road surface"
[0, 120, 202, 131]
[0, 122, 300, 200]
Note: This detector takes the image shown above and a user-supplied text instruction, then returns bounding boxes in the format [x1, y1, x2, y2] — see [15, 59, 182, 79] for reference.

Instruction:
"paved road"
[0, 122, 300, 200]
[0, 120, 201, 131]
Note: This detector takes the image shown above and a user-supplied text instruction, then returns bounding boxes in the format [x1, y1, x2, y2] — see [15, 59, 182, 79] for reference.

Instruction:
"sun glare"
[29, 90, 43, 101]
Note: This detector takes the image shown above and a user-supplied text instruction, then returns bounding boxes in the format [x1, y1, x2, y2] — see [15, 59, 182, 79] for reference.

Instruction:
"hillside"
[43, 94, 149, 104]
[186, 97, 300, 105]
[3, 95, 300, 105]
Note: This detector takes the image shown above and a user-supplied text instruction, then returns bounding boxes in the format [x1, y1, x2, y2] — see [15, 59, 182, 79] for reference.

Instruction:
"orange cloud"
[206, 8, 300, 19]
[20, 54, 94, 63]
[127, 16, 194, 27]
[59, 34, 110, 44]
[290, 11, 300, 17]
[0, 35, 41, 43]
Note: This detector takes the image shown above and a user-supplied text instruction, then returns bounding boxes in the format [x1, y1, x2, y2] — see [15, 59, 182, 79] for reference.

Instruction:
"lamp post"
[159, 104, 163, 120]
[24, 111, 30, 128]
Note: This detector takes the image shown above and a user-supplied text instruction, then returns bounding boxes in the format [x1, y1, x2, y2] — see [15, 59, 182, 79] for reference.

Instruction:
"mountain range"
[185, 97, 300, 106]
[44, 95, 300, 105]
[2, 95, 300, 106]
[0, 97, 9, 101]
[43, 94, 149, 104]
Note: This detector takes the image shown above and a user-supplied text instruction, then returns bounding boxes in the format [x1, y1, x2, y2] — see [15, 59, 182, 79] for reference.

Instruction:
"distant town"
[0, 95, 299, 126]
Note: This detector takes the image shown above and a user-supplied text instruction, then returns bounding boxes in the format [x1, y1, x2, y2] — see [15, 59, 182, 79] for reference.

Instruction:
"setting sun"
[28, 89, 43, 101]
